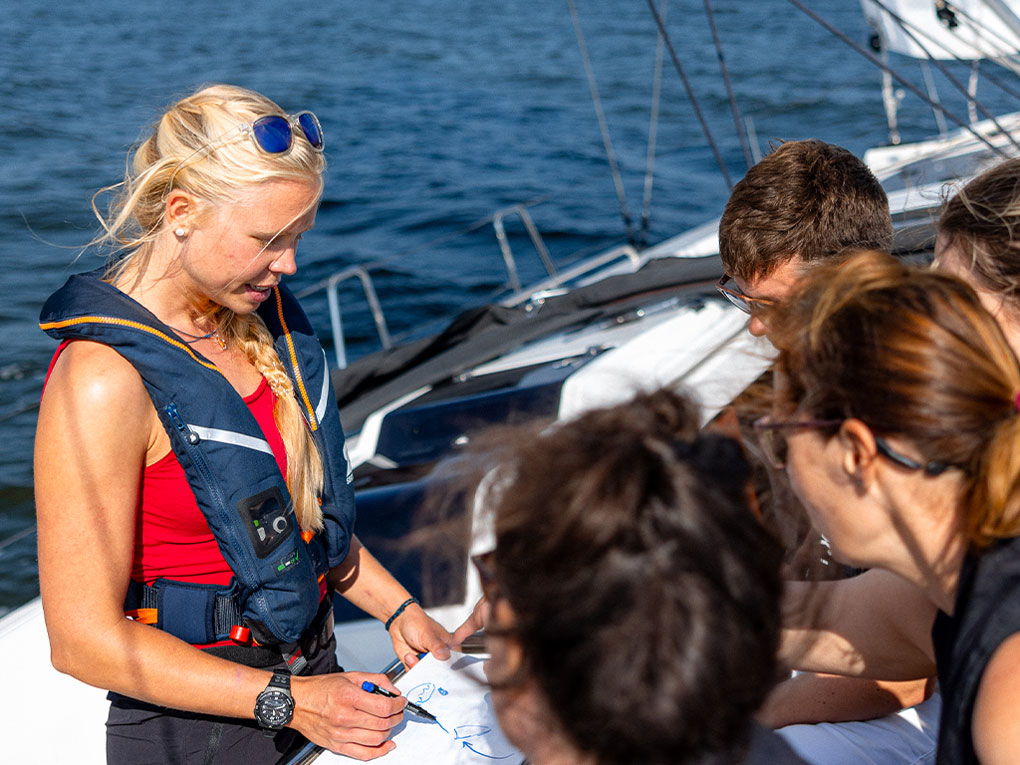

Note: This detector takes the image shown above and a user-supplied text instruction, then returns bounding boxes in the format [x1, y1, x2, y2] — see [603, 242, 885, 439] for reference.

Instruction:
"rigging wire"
[566, 0, 637, 247]
[644, 0, 734, 189]
[0, 401, 39, 424]
[703, 0, 754, 171]
[868, 0, 1020, 153]
[295, 178, 598, 300]
[0, 525, 36, 556]
[784, 0, 1010, 159]
[942, 2, 1020, 80]
[959, 0, 1020, 53]
[639, 0, 667, 249]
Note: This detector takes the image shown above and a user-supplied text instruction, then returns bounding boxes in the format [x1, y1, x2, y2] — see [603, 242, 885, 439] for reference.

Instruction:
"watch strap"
[255, 668, 295, 736]
[268, 668, 291, 690]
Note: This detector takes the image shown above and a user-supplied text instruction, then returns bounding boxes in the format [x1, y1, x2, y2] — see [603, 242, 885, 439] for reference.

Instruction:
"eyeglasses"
[716, 274, 775, 315]
[753, 416, 954, 476]
[872, 436, 953, 476]
[753, 416, 841, 469]
[471, 550, 500, 604]
[242, 111, 324, 154]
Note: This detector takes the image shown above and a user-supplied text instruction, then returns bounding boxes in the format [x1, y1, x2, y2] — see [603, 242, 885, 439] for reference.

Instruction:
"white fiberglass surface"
[558, 300, 773, 424]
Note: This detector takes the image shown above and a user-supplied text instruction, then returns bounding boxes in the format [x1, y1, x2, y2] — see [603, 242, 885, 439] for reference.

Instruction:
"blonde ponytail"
[226, 310, 325, 533]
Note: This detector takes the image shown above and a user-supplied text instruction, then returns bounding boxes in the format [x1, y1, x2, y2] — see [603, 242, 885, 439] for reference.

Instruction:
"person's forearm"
[49, 604, 405, 752]
[49, 614, 268, 718]
[328, 535, 415, 623]
[758, 672, 935, 728]
[780, 572, 938, 680]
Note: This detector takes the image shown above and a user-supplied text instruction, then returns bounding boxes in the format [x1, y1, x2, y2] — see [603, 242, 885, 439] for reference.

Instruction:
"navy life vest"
[40, 269, 355, 648]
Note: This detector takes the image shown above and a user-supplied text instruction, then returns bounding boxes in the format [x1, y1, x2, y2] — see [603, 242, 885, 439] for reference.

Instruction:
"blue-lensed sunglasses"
[243, 111, 324, 154]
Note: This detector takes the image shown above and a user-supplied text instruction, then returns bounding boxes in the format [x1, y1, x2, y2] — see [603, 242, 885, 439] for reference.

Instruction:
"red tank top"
[47, 342, 289, 586]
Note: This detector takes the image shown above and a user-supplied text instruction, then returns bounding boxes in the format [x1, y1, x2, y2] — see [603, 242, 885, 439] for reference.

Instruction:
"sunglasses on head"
[716, 274, 775, 315]
[242, 111, 324, 154]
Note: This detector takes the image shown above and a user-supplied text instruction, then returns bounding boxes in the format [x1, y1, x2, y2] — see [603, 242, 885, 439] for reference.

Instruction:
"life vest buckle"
[229, 625, 253, 645]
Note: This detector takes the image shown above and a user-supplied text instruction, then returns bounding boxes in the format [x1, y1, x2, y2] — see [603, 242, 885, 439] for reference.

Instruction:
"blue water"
[2, 0, 1017, 614]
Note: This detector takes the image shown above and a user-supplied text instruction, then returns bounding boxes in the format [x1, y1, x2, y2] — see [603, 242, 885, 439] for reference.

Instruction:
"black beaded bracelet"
[384, 597, 420, 631]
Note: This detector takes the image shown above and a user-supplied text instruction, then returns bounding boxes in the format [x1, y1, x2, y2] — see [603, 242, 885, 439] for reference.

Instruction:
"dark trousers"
[106, 633, 340, 765]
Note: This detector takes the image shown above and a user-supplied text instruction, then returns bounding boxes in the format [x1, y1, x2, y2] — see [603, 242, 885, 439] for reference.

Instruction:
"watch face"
[255, 689, 294, 728]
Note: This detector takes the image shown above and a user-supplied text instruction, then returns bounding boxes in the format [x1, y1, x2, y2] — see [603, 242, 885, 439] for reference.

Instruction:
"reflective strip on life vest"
[187, 425, 275, 456]
[315, 347, 330, 425]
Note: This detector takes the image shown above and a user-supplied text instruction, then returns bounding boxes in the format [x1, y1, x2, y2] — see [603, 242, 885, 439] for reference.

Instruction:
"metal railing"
[308, 203, 643, 370]
[323, 266, 393, 370]
[492, 204, 558, 292]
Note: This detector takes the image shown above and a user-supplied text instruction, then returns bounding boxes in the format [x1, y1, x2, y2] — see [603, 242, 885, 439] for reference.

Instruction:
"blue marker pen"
[361, 681, 438, 721]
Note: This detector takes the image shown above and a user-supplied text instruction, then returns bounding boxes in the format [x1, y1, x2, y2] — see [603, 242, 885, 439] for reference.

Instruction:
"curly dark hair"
[481, 388, 785, 765]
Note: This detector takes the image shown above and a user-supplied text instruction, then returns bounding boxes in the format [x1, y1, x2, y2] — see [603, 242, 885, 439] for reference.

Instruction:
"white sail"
[862, 0, 1020, 60]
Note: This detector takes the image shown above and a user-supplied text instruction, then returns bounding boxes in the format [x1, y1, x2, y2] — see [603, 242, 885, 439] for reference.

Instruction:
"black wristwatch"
[253, 668, 294, 736]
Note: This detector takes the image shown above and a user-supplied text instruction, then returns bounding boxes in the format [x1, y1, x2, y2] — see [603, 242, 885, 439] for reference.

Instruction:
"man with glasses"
[714, 140, 939, 764]
[717, 139, 893, 336]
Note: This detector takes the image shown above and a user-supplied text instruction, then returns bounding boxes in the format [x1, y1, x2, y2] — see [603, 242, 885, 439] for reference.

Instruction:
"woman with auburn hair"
[35, 84, 453, 762]
[461, 389, 804, 765]
[760, 249, 1020, 764]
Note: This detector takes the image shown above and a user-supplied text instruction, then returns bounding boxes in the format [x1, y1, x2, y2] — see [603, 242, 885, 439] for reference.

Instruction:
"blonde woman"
[36, 84, 452, 763]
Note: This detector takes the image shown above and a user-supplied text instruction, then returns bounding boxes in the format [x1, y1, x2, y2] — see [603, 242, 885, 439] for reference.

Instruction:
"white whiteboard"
[319, 650, 524, 764]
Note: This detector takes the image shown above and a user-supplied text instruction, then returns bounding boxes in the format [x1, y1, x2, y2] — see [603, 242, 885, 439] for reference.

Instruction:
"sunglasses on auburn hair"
[716, 274, 775, 315]
[243, 111, 324, 154]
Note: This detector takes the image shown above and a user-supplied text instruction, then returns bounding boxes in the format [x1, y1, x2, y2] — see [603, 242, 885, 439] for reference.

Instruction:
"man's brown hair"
[719, 139, 892, 282]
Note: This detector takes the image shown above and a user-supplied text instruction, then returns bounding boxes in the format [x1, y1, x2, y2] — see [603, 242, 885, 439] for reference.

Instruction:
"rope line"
[947, 1, 1020, 73]
[869, 0, 1020, 153]
[567, 0, 636, 246]
[640, 0, 667, 249]
[704, 0, 753, 171]
[645, 0, 734, 189]
[0, 525, 36, 555]
[785, 0, 1010, 160]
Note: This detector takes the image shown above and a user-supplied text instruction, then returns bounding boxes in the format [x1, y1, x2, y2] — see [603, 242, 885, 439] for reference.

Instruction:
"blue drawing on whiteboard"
[453, 726, 515, 759]
[406, 686, 516, 760]
[407, 682, 436, 705]
[455, 725, 491, 739]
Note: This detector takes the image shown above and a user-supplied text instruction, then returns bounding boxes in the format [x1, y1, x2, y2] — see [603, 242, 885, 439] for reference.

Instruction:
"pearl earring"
[174, 227, 187, 238]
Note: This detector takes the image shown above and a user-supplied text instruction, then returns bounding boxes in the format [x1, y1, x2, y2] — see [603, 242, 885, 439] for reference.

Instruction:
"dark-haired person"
[35, 84, 453, 763]
[765, 250, 1020, 764]
[464, 389, 804, 765]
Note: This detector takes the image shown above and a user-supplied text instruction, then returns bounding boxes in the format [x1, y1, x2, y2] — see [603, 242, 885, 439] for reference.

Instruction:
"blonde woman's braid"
[228, 312, 325, 533]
